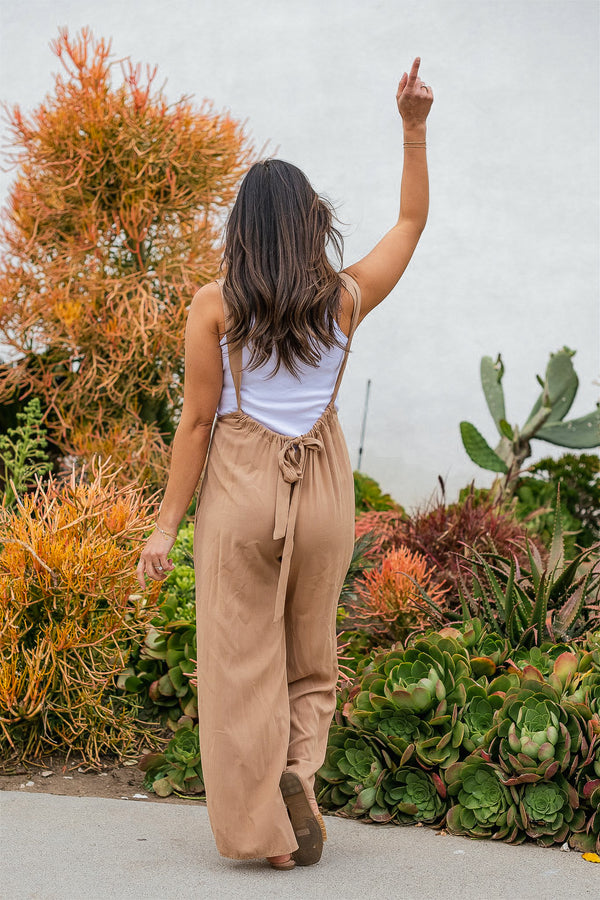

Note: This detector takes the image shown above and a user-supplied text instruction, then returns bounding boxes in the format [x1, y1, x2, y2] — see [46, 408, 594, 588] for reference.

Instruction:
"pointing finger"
[406, 57, 420, 88]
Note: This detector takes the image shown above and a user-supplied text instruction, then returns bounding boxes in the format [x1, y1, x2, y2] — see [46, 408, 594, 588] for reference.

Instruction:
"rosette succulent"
[380, 636, 474, 717]
[446, 754, 524, 841]
[316, 726, 390, 820]
[510, 643, 573, 677]
[377, 766, 447, 825]
[345, 635, 478, 766]
[119, 621, 198, 728]
[570, 772, 600, 854]
[415, 703, 466, 769]
[469, 631, 510, 677]
[138, 720, 204, 798]
[485, 677, 584, 779]
[462, 692, 504, 753]
[346, 670, 432, 758]
[521, 776, 585, 846]
[567, 672, 600, 717]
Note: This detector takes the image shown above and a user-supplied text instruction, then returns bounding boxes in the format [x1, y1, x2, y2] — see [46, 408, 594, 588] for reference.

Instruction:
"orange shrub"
[0, 456, 166, 764]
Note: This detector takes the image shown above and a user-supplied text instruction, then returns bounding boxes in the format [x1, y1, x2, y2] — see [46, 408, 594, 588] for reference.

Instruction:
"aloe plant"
[460, 348, 600, 495]
[458, 490, 600, 647]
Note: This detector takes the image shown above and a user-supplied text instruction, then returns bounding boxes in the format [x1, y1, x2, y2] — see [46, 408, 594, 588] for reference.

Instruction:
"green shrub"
[515, 453, 600, 551]
[353, 471, 401, 515]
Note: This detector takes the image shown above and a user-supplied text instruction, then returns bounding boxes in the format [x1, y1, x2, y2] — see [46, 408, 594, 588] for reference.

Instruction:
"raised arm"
[343, 57, 433, 320]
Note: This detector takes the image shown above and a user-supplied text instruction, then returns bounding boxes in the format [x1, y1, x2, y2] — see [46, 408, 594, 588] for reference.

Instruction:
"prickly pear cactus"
[460, 348, 599, 495]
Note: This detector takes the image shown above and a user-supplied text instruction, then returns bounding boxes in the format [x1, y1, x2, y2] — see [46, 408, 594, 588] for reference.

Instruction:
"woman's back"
[217, 328, 346, 437]
[216, 273, 360, 437]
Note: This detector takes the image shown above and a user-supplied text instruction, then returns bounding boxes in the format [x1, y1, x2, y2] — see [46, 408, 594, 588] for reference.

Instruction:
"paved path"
[0, 790, 594, 899]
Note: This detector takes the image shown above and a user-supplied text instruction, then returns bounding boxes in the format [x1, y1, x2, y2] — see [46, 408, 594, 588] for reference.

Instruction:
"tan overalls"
[193, 272, 361, 859]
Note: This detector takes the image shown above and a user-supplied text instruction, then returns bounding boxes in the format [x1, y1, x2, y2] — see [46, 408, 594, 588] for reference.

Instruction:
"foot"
[266, 853, 294, 869]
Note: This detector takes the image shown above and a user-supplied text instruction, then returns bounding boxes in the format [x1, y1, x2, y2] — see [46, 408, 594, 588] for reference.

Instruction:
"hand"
[136, 529, 176, 588]
[396, 57, 433, 127]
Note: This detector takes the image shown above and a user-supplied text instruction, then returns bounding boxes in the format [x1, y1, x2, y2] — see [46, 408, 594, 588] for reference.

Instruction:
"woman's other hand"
[136, 530, 176, 588]
[396, 57, 433, 126]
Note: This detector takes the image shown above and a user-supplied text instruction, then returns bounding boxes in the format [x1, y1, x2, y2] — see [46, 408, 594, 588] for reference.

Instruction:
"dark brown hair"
[220, 158, 345, 376]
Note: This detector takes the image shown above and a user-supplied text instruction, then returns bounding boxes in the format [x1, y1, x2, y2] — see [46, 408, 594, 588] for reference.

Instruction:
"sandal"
[279, 772, 323, 866]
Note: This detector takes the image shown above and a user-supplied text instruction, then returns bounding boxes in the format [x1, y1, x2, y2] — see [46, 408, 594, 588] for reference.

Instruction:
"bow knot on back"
[277, 436, 324, 484]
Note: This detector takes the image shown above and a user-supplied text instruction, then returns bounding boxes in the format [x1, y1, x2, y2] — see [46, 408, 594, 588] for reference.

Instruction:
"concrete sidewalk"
[0, 790, 595, 900]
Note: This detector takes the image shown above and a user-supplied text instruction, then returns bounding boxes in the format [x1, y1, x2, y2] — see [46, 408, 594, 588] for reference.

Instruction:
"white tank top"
[217, 322, 347, 437]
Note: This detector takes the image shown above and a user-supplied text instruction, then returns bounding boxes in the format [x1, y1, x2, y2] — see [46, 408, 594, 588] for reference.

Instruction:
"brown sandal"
[279, 772, 323, 866]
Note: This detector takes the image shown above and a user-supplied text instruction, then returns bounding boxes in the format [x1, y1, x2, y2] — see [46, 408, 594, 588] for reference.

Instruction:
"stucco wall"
[1, 0, 598, 507]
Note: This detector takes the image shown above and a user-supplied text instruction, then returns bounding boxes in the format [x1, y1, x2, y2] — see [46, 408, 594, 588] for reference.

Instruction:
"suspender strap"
[218, 279, 243, 411]
[331, 271, 362, 404]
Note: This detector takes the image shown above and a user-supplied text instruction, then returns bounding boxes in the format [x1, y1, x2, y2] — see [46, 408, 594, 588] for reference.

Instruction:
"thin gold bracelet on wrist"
[404, 141, 427, 147]
[155, 523, 177, 539]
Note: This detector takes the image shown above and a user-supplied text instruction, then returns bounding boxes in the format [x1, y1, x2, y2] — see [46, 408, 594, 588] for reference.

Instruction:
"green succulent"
[462, 693, 504, 753]
[346, 670, 432, 758]
[446, 754, 524, 841]
[414, 703, 465, 769]
[585, 629, 600, 668]
[473, 631, 510, 669]
[380, 637, 474, 717]
[164, 723, 202, 769]
[569, 761, 600, 854]
[377, 766, 447, 825]
[157, 521, 197, 622]
[521, 776, 586, 846]
[118, 621, 198, 729]
[138, 721, 204, 798]
[345, 635, 478, 767]
[485, 677, 584, 780]
[510, 643, 574, 677]
[316, 726, 390, 820]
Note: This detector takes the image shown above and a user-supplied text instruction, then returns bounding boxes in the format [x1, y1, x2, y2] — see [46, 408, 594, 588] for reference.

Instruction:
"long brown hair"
[220, 159, 345, 376]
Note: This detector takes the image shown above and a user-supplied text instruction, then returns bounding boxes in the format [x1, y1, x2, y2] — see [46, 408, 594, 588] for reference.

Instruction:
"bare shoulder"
[188, 280, 225, 336]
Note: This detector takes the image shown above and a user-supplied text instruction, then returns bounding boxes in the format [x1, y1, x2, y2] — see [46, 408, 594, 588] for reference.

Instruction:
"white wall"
[1, 0, 598, 508]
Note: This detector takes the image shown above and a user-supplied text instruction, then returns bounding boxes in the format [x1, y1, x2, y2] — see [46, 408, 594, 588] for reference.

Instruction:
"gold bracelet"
[155, 523, 177, 539]
[404, 142, 427, 147]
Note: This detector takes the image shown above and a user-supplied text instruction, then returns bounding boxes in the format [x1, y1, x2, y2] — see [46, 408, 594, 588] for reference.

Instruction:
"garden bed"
[0, 751, 202, 807]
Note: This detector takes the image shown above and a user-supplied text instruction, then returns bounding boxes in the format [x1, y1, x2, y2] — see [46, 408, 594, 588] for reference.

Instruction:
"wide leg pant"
[193, 403, 355, 859]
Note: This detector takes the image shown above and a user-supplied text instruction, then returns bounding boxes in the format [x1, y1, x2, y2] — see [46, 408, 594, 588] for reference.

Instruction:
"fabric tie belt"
[272, 434, 324, 623]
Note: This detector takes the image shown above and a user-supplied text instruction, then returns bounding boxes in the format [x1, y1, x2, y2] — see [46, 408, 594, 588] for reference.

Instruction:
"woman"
[136, 57, 432, 869]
